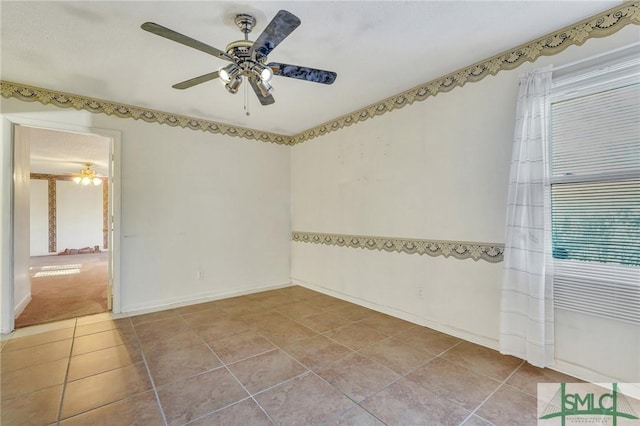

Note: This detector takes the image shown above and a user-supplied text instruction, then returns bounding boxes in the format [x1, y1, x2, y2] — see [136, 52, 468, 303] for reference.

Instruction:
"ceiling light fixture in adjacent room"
[73, 163, 102, 186]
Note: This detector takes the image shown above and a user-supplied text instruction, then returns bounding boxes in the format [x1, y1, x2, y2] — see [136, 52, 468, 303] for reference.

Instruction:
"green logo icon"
[539, 383, 639, 426]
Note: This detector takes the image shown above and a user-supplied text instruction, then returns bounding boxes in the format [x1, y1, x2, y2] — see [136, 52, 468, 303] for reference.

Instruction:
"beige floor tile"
[324, 323, 387, 351]
[442, 341, 523, 381]
[357, 313, 415, 336]
[2, 327, 74, 352]
[250, 311, 294, 329]
[4, 288, 543, 426]
[316, 352, 400, 403]
[394, 325, 461, 355]
[406, 357, 501, 411]
[157, 368, 248, 426]
[506, 362, 581, 397]
[182, 308, 228, 326]
[146, 344, 222, 387]
[361, 377, 470, 425]
[278, 286, 323, 300]
[67, 343, 143, 381]
[306, 294, 352, 310]
[476, 384, 538, 426]
[330, 304, 378, 321]
[1, 385, 62, 426]
[133, 316, 190, 341]
[72, 328, 137, 356]
[60, 362, 152, 419]
[255, 317, 318, 347]
[209, 330, 276, 364]
[227, 349, 308, 394]
[186, 398, 272, 426]
[255, 372, 354, 424]
[359, 337, 434, 374]
[285, 334, 353, 370]
[322, 404, 386, 425]
[461, 414, 495, 425]
[212, 295, 255, 311]
[74, 318, 132, 338]
[129, 309, 179, 325]
[1, 358, 68, 400]
[59, 391, 164, 426]
[10, 318, 76, 338]
[74, 312, 119, 326]
[220, 299, 269, 316]
[190, 317, 252, 342]
[276, 301, 324, 319]
[1, 338, 72, 371]
[172, 301, 220, 316]
[296, 310, 352, 333]
[254, 293, 297, 309]
[137, 328, 204, 357]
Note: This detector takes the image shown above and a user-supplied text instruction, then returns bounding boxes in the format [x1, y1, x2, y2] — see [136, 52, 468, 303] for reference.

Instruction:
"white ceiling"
[1, 0, 622, 139]
[26, 127, 111, 176]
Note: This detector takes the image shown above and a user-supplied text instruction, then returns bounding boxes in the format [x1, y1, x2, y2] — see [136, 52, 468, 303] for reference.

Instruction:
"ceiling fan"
[141, 10, 337, 106]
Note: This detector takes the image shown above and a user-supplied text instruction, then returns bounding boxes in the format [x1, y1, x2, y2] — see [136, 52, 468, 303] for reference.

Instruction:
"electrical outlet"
[417, 288, 424, 298]
[196, 270, 204, 281]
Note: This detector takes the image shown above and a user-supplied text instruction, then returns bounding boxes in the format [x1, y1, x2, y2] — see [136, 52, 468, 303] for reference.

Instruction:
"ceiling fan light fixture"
[219, 63, 240, 83]
[251, 63, 273, 82]
[256, 79, 273, 97]
[225, 76, 242, 94]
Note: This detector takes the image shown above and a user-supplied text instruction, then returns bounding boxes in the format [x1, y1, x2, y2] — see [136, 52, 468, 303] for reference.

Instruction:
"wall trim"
[1, 3, 637, 145]
[292, 231, 504, 263]
[0, 82, 291, 146]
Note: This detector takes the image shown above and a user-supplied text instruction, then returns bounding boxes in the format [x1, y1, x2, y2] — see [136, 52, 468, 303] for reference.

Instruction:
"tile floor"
[1, 286, 578, 425]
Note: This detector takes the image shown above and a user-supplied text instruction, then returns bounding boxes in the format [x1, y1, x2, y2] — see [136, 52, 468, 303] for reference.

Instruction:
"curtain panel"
[500, 66, 554, 367]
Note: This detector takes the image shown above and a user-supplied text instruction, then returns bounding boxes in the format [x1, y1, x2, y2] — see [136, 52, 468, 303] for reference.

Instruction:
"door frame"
[1, 117, 121, 333]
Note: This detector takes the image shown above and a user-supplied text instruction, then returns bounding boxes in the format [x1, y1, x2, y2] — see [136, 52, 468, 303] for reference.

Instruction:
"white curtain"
[500, 66, 554, 367]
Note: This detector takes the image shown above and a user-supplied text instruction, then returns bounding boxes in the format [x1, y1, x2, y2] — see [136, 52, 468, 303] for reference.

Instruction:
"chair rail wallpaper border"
[1, 2, 637, 145]
[292, 231, 505, 263]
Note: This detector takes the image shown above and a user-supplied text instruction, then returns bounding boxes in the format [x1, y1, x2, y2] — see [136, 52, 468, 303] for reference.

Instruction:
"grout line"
[55, 318, 78, 426]
[459, 358, 526, 425]
[128, 316, 169, 426]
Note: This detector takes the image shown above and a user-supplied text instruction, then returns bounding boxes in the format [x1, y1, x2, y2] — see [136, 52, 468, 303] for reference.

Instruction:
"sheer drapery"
[500, 66, 554, 367]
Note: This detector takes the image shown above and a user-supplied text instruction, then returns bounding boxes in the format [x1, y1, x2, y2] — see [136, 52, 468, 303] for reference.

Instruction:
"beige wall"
[291, 25, 640, 383]
[1, 101, 292, 318]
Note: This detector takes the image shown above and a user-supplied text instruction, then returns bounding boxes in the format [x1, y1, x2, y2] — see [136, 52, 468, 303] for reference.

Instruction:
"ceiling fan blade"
[141, 22, 233, 61]
[172, 71, 220, 90]
[268, 62, 337, 84]
[249, 10, 301, 60]
[249, 78, 275, 105]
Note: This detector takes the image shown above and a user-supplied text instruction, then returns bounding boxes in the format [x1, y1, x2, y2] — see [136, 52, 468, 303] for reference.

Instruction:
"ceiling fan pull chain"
[244, 76, 250, 116]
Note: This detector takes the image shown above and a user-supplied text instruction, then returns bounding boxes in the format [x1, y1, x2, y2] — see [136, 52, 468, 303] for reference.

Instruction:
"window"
[549, 47, 640, 324]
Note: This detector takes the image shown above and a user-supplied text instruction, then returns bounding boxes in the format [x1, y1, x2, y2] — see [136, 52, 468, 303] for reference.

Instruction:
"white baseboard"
[14, 293, 31, 318]
[290, 277, 500, 351]
[292, 277, 629, 384]
[120, 281, 292, 316]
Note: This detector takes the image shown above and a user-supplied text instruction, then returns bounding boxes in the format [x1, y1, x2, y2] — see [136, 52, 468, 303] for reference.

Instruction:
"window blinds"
[549, 49, 640, 324]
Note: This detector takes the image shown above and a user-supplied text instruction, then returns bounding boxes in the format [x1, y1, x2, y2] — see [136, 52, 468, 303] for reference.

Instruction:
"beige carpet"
[15, 252, 108, 328]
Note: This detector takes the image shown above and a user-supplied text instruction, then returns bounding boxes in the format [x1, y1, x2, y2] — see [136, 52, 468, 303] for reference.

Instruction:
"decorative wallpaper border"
[292, 231, 504, 263]
[291, 1, 640, 144]
[0, 82, 291, 146]
[1, 2, 638, 145]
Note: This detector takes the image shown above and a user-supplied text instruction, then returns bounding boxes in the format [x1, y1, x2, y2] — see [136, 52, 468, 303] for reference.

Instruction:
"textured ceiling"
[1, 0, 622, 138]
[27, 127, 111, 176]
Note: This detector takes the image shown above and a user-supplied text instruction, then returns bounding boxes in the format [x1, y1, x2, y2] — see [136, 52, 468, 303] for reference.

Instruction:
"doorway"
[7, 123, 120, 330]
